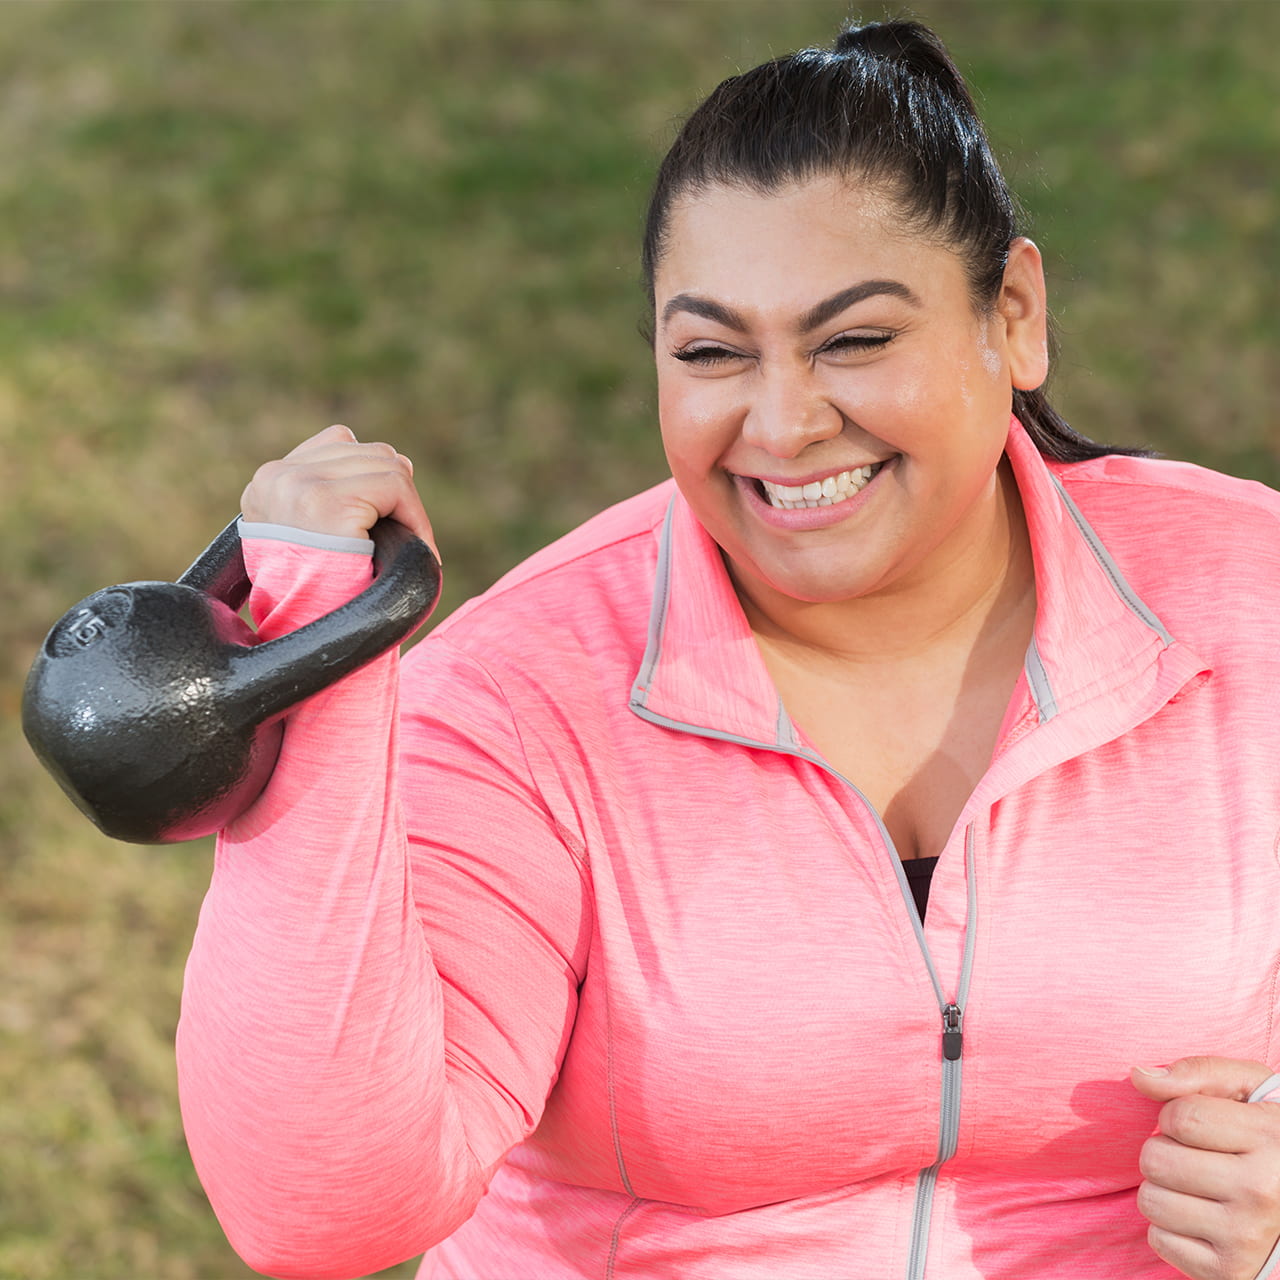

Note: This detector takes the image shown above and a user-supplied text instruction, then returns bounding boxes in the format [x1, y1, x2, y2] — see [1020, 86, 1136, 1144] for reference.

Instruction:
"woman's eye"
[670, 345, 743, 366]
[819, 332, 894, 356]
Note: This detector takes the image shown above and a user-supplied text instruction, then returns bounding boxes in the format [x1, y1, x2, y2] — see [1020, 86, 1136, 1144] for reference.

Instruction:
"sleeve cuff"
[237, 518, 375, 556]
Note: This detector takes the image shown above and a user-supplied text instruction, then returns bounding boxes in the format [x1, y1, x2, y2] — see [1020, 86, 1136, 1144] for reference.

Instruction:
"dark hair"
[642, 19, 1143, 464]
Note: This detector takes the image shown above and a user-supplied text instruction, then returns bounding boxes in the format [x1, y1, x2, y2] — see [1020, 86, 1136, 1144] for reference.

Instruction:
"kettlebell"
[22, 517, 440, 844]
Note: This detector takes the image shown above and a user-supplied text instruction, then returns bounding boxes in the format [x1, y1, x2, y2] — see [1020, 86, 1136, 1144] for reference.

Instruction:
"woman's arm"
[176, 431, 590, 1279]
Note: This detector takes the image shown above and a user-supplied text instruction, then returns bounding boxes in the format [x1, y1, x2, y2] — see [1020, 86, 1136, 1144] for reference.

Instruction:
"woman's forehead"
[655, 177, 962, 312]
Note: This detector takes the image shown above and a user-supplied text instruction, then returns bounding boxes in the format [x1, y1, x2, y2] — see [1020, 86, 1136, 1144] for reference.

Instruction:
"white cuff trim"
[237, 518, 374, 556]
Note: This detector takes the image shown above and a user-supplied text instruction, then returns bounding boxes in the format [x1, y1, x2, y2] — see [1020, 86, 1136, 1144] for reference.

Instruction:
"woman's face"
[652, 176, 1047, 608]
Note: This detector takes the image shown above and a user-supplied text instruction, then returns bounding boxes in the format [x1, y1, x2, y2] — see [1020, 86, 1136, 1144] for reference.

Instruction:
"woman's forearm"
[176, 541, 491, 1278]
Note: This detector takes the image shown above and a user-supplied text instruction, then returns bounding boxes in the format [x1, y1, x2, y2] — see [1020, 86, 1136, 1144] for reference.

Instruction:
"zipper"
[904, 823, 978, 1280]
[942, 1003, 963, 1061]
[626, 699, 979, 1280]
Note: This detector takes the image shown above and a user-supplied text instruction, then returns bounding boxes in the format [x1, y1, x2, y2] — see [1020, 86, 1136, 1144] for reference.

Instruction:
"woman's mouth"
[756, 463, 885, 510]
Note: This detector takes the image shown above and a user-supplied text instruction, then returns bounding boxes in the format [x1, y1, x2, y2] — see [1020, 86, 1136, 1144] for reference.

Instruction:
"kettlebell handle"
[172, 514, 436, 622]
[176, 516, 251, 610]
[225, 516, 442, 724]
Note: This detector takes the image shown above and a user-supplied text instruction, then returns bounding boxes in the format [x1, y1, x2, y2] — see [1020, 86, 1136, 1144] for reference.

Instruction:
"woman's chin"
[727, 549, 892, 610]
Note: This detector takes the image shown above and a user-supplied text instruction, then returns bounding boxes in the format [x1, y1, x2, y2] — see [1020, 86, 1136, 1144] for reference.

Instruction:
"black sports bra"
[903, 856, 940, 921]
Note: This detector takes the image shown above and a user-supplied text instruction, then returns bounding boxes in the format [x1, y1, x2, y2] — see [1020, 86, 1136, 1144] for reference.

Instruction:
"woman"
[177, 20, 1280, 1280]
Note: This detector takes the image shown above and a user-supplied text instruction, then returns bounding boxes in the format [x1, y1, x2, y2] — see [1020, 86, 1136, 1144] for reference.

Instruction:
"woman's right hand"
[240, 424, 440, 560]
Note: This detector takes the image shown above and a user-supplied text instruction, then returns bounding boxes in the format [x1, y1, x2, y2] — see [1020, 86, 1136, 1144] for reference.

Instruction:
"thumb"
[1130, 1056, 1279, 1103]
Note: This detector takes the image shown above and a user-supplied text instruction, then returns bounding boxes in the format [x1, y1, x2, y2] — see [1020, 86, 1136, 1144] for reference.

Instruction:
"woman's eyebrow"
[660, 294, 747, 331]
[799, 279, 921, 332]
[660, 279, 921, 334]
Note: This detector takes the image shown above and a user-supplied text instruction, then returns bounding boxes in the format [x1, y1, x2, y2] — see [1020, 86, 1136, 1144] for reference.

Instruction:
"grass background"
[1, 1, 1275, 1277]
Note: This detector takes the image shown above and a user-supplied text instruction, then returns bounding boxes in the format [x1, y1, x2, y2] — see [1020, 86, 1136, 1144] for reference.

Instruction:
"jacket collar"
[630, 418, 1209, 755]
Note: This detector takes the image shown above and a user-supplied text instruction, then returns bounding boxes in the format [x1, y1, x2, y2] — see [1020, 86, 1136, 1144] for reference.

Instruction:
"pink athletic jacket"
[177, 419, 1280, 1279]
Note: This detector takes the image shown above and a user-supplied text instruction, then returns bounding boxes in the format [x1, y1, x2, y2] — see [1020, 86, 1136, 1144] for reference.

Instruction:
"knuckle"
[1234, 1184, 1265, 1220]
[241, 460, 289, 515]
[278, 466, 321, 502]
[1233, 1161, 1276, 1214]
[1138, 1139, 1169, 1181]
[250, 457, 285, 487]
[1163, 1095, 1209, 1142]
[1135, 1180, 1162, 1222]
[1177, 1055, 1216, 1074]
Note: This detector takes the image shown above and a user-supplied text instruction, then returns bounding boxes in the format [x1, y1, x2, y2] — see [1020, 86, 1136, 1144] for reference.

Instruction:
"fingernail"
[1134, 1065, 1171, 1077]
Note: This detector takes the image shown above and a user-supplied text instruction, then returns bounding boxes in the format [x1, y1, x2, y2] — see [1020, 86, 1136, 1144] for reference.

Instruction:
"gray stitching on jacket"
[605, 1198, 645, 1279]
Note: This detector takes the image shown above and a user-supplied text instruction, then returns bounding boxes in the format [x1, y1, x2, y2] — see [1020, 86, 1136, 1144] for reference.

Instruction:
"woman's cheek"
[660, 386, 736, 472]
[883, 368, 927, 416]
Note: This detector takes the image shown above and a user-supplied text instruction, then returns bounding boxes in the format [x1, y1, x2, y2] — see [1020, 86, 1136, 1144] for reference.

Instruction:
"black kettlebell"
[22, 517, 440, 844]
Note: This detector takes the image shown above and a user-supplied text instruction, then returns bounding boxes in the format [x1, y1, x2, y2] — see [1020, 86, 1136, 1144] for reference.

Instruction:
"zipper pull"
[942, 1003, 963, 1061]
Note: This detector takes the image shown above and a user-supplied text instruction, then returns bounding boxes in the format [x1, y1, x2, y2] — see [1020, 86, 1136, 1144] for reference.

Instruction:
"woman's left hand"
[1131, 1057, 1280, 1280]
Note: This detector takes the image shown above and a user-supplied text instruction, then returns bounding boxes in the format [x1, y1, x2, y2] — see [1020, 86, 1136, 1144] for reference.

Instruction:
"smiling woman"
[654, 180, 1041, 605]
[653, 178, 1045, 870]
[176, 17, 1280, 1280]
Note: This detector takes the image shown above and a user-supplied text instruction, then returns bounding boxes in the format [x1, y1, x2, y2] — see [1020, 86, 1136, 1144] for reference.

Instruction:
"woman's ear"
[999, 237, 1050, 392]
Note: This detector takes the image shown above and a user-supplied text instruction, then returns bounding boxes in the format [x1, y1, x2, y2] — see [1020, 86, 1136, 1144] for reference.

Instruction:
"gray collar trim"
[633, 479, 1173, 733]
[629, 496, 677, 712]
[1050, 474, 1173, 644]
[1024, 636, 1059, 724]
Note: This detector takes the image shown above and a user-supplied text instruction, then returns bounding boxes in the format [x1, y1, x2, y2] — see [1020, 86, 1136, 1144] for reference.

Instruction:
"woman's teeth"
[759, 464, 880, 510]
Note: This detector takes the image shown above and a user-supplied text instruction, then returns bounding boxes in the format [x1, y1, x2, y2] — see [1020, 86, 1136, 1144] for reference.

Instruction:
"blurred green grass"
[1, 2, 1275, 1277]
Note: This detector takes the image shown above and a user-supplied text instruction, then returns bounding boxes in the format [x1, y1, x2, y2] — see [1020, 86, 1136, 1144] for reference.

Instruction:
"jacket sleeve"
[176, 538, 592, 1280]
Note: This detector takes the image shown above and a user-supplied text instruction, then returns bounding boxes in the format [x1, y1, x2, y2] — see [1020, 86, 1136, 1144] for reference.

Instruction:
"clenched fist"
[241, 424, 439, 559]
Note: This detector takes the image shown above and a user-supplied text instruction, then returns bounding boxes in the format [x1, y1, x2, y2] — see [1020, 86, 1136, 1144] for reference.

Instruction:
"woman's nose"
[740, 364, 843, 458]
